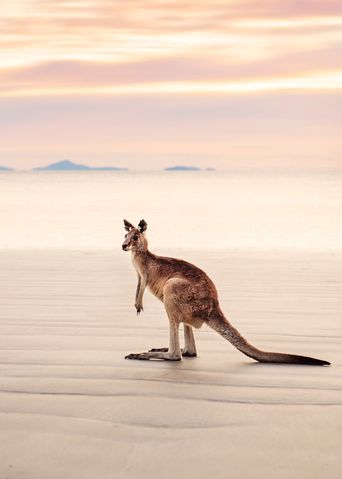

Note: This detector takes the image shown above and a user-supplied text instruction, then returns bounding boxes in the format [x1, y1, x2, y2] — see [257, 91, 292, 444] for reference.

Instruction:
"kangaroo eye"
[132, 235, 138, 241]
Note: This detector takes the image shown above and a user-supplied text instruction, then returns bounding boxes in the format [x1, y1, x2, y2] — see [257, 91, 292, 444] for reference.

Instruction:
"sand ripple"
[0, 251, 341, 479]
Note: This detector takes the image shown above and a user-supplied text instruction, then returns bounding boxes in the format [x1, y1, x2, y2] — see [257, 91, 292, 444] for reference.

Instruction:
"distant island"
[164, 165, 202, 171]
[0, 161, 216, 172]
[33, 160, 128, 171]
[164, 165, 216, 171]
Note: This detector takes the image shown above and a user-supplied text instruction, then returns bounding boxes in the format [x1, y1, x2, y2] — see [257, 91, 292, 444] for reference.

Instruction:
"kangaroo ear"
[138, 219, 147, 233]
[123, 219, 134, 231]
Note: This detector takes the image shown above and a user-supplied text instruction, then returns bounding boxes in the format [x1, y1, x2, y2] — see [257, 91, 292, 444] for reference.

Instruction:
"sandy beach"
[0, 249, 340, 479]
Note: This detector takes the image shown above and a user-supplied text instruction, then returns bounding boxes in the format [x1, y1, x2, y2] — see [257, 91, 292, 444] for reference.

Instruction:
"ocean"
[0, 170, 341, 251]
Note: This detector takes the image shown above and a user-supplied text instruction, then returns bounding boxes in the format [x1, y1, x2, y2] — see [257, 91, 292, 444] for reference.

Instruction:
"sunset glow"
[2, 71, 342, 98]
[1, 0, 341, 169]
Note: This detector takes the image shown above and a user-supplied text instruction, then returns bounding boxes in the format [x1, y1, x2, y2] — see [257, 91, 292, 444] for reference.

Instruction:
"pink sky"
[1, 0, 341, 170]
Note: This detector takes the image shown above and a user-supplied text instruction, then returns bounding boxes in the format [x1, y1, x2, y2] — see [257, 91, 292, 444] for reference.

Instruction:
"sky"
[0, 0, 342, 170]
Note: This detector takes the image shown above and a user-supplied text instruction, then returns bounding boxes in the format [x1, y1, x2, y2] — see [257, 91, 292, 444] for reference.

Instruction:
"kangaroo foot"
[148, 347, 197, 357]
[125, 352, 151, 360]
[182, 350, 197, 357]
[125, 351, 181, 361]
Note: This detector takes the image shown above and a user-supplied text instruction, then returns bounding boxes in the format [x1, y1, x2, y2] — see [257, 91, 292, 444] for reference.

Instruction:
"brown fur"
[122, 219, 330, 366]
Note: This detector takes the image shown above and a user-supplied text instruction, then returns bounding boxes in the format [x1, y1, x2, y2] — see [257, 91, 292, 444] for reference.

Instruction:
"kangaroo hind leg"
[182, 325, 197, 357]
[149, 324, 197, 356]
[126, 278, 190, 361]
[125, 318, 181, 360]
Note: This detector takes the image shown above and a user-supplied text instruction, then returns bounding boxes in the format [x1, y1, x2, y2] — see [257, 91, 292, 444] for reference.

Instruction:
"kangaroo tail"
[206, 309, 330, 366]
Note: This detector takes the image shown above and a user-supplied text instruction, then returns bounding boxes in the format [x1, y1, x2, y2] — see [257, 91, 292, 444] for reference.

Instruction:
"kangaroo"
[122, 219, 330, 366]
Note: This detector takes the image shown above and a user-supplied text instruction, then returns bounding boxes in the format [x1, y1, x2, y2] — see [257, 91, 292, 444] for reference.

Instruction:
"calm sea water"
[0, 171, 341, 251]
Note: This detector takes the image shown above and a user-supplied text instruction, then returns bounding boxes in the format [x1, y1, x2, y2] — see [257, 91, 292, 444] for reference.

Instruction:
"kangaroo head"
[122, 219, 148, 252]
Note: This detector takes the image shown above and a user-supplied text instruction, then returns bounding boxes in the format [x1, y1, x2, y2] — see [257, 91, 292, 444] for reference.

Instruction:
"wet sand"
[0, 249, 341, 478]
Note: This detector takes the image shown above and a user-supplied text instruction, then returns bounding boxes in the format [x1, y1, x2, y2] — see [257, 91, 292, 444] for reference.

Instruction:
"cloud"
[2, 42, 342, 89]
[1, 1, 342, 68]
[1, 1, 341, 169]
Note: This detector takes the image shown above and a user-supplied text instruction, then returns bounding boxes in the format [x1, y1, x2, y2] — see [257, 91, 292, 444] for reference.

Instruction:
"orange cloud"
[1, 71, 342, 98]
[1, 1, 342, 70]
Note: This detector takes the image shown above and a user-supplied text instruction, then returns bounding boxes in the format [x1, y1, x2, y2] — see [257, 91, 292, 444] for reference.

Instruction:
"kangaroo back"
[206, 308, 330, 366]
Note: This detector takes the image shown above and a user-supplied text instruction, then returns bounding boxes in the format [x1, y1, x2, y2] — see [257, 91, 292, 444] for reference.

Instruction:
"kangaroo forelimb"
[135, 275, 146, 314]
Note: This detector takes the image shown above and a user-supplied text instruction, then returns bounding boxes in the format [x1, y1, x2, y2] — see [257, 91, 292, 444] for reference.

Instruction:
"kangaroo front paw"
[135, 304, 143, 315]
[125, 352, 150, 360]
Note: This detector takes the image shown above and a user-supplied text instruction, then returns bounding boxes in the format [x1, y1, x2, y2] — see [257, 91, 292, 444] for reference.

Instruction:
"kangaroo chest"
[131, 254, 165, 301]
[131, 255, 145, 277]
